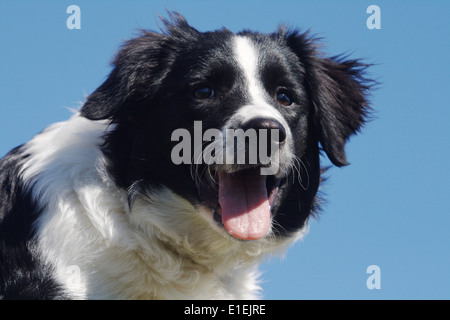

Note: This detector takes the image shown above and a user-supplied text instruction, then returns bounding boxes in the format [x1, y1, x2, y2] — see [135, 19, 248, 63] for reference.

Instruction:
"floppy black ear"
[81, 12, 200, 121]
[283, 30, 372, 167]
[309, 56, 372, 166]
[80, 31, 168, 120]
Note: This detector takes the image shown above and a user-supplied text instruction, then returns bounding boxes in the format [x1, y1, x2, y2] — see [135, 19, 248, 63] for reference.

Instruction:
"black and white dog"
[0, 13, 371, 299]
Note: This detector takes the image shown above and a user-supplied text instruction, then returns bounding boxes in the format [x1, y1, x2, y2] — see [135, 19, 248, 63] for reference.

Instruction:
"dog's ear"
[309, 56, 372, 167]
[283, 30, 372, 167]
[81, 12, 199, 121]
[80, 31, 168, 121]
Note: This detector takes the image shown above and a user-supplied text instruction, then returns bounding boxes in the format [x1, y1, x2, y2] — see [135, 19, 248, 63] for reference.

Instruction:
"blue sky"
[0, 1, 449, 299]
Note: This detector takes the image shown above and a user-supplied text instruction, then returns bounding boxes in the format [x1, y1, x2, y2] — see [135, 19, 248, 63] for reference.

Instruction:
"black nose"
[241, 118, 287, 143]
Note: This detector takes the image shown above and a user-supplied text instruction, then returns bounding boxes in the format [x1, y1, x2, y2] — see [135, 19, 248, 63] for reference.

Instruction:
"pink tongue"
[218, 170, 271, 240]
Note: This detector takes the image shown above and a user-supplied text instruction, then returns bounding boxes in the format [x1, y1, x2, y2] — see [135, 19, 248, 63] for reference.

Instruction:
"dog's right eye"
[193, 87, 215, 100]
[276, 91, 293, 106]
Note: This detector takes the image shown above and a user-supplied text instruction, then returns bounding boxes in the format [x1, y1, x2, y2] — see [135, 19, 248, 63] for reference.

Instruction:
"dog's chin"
[197, 164, 285, 241]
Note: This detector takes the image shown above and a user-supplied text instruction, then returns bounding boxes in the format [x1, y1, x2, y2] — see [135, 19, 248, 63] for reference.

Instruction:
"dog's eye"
[193, 87, 215, 100]
[276, 92, 293, 106]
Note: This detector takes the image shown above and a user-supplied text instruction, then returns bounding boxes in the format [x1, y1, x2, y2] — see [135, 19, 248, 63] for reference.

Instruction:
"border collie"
[0, 13, 371, 299]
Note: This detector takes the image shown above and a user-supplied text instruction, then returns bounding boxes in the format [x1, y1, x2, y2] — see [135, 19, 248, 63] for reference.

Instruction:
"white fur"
[233, 36, 268, 106]
[225, 36, 295, 176]
[19, 113, 307, 299]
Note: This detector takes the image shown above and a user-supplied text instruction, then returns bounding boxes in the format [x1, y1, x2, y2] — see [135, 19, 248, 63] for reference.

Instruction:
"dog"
[0, 13, 371, 299]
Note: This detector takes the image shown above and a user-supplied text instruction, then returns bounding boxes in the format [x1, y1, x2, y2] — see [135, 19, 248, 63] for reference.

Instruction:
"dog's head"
[81, 13, 371, 243]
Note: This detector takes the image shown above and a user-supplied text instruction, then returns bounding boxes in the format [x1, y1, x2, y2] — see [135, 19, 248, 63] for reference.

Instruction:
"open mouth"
[199, 166, 282, 240]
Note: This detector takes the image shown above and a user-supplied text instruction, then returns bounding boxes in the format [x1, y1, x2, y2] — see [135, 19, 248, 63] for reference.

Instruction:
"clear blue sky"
[0, 1, 449, 299]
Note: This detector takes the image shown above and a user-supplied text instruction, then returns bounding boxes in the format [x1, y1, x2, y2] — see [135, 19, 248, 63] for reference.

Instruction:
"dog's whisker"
[298, 157, 310, 191]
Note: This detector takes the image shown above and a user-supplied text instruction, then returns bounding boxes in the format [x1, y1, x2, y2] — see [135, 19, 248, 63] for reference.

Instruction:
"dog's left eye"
[193, 87, 215, 100]
[276, 91, 293, 106]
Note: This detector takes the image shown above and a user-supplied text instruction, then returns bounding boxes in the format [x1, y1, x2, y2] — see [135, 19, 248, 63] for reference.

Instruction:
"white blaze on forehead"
[226, 36, 295, 178]
[233, 36, 267, 105]
[231, 35, 288, 127]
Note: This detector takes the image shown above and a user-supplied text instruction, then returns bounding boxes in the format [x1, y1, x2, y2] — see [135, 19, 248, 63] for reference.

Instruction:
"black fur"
[0, 147, 65, 299]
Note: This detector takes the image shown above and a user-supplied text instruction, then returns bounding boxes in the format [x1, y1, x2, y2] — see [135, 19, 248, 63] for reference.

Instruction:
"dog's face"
[81, 14, 370, 243]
